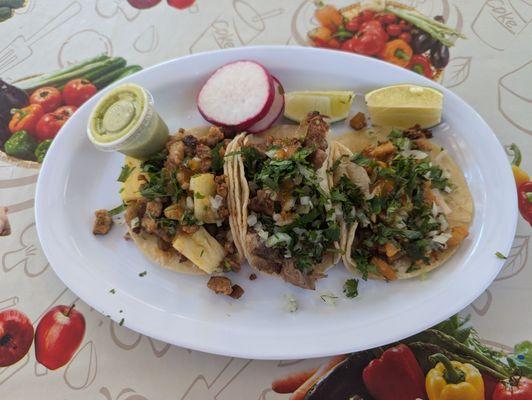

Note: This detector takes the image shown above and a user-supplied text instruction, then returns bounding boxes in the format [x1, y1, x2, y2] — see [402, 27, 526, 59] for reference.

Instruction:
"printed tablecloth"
[0, 0, 531, 398]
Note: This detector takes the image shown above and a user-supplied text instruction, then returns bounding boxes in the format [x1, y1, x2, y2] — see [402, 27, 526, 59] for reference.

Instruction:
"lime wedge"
[284, 91, 354, 123]
[365, 84, 443, 128]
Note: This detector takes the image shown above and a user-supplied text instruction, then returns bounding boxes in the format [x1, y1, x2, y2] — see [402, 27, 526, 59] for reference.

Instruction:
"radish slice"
[247, 77, 285, 134]
[197, 60, 274, 130]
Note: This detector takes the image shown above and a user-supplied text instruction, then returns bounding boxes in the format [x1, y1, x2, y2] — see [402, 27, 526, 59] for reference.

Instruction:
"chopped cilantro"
[109, 288, 116, 294]
[117, 164, 134, 182]
[108, 203, 126, 216]
[343, 278, 359, 298]
[330, 176, 365, 224]
[194, 192, 205, 199]
[351, 249, 378, 280]
[406, 264, 421, 273]
[495, 252, 507, 260]
[138, 271, 147, 277]
[211, 142, 224, 174]
[241, 143, 337, 271]
[255, 147, 314, 190]
[119, 318, 124, 326]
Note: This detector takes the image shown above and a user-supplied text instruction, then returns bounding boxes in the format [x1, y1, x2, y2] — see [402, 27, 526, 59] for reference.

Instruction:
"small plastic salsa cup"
[87, 83, 169, 159]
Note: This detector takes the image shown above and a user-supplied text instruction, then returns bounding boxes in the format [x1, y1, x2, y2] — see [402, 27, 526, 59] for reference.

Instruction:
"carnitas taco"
[229, 113, 341, 290]
[328, 125, 473, 280]
[119, 126, 242, 276]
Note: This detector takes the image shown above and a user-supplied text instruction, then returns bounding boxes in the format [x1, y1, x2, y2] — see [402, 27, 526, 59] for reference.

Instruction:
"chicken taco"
[119, 126, 242, 276]
[329, 125, 473, 280]
[229, 113, 341, 290]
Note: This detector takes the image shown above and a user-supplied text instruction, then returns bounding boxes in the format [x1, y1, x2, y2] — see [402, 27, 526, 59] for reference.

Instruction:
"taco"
[120, 126, 242, 276]
[328, 125, 473, 280]
[229, 113, 341, 290]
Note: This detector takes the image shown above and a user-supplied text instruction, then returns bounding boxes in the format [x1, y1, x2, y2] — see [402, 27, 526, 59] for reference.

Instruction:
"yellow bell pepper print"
[509, 143, 530, 187]
[426, 353, 484, 400]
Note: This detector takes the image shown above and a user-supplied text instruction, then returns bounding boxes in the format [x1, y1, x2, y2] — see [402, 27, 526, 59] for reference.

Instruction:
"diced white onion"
[257, 229, 269, 241]
[432, 233, 451, 244]
[293, 227, 306, 235]
[130, 217, 140, 229]
[432, 202, 440, 217]
[297, 205, 311, 214]
[273, 213, 281, 222]
[210, 195, 223, 210]
[266, 148, 278, 158]
[113, 214, 125, 225]
[186, 196, 194, 209]
[247, 213, 257, 227]
[431, 189, 452, 214]
[401, 149, 429, 160]
[438, 214, 449, 231]
[300, 196, 311, 205]
[266, 232, 292, 247]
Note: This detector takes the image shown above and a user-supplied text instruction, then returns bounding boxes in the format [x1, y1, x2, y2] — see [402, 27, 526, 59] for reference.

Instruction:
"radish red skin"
[197, 60, 275, 130]
[248, 76, 285, 134]
[127, 0, 161, 9]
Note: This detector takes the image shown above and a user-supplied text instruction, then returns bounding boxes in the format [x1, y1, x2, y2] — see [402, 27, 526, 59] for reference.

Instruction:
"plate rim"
[35, 45, 517, 359]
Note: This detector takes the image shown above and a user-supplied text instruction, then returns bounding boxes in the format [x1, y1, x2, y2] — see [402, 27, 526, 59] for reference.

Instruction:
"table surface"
[1, 0, 531, 398]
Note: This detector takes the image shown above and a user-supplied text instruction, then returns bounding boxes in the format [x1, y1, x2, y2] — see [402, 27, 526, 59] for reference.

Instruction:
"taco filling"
[121, 126, 240, 275]
[331, 126, 470, 280]
[238, 113, 340, 289]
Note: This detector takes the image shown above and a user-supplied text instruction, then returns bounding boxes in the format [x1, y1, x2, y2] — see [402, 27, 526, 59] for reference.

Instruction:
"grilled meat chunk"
[245, 231, 283, 274]
[281, 261, 320, 290]
[207, 276, 233, 295]
[93, 209, 113, 235]
[248, 189, 274, 216]
[349, 112, 367, 130]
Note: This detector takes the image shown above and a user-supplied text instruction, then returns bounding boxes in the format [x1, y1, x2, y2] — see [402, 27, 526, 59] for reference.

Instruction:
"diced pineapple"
[189, 173, 220, 223]
[173, 227, 226, 274]
[120, 156, 146, 202]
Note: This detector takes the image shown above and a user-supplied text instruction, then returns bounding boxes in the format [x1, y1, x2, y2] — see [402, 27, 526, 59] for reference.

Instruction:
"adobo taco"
[230, 113, 341, 290]
[120, 126, 242, 275]
[329, 125, 473, 280]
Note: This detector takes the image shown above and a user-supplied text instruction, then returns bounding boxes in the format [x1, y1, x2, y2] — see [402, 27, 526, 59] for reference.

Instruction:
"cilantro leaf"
[108, 203, 126, 216]
[117, 164, 134, 182]
[343, 278, 359, 298]
[495, 252, 507, 259]
[211, 142, 224, 174]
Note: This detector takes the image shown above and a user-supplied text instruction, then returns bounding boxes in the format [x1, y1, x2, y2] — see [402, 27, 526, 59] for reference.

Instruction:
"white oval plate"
[35, 46, 516, 360]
